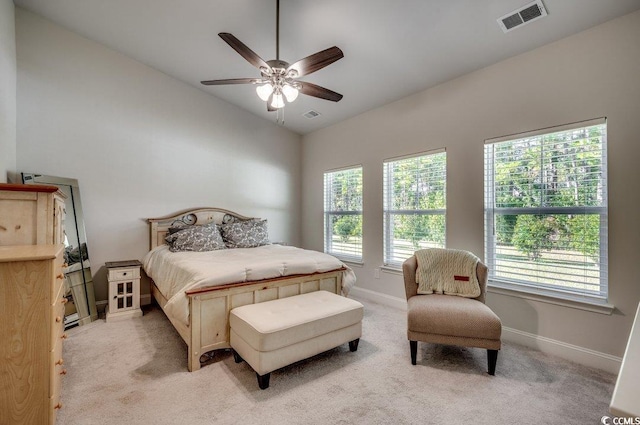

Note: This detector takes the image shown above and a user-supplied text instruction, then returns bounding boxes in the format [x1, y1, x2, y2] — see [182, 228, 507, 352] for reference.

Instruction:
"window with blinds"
[383, 150, 446, 268]
[484, 118, 608, 303]
[324, 166, 363, 261]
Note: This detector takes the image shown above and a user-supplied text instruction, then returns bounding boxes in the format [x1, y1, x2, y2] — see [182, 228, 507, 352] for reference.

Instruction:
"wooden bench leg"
[257, 372, 271, 390]
[348, 338, 360, 352]
[232, 350, 243, 364]
[487, 349, 498, 375]
[410, 340, 417, 365]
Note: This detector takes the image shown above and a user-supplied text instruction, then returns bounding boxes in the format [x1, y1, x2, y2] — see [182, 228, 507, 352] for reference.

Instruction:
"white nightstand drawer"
[108, 267, 140, 281]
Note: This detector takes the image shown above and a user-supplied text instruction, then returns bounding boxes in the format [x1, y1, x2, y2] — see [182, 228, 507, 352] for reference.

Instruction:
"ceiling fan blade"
[287, 46, 344, 77]
[201, 78, 258, 86]
[298, 81, 343, 102]
[219, 33, 270, 71]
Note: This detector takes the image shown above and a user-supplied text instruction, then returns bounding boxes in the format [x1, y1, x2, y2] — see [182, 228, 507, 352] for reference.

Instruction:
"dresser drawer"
[52, 256, 65, 301]
[50, 299, 65, 349]
[53, 272, 64, 301]
[51, 306, 66, 352]
[49, 388, 62, 425]
[50, 338, 65, 397]
[108, 267, 140, 281]
[53, 274, 64, 308]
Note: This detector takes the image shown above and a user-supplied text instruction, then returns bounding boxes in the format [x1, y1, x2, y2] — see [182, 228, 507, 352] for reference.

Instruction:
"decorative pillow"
[167, 221, 190, 235]
[220, 219, 270, 248]
[415, 248, 481, 298]
[164, 223, 226, 252]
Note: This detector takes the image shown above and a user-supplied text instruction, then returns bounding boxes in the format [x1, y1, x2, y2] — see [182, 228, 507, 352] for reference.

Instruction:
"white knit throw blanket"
[415, 248, 481, 298]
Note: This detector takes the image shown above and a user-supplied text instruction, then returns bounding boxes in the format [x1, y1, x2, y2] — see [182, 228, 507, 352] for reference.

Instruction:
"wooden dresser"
[0, 245, 67, 425]
[0, 184, 69, 424]
[0, 183, 66, 246]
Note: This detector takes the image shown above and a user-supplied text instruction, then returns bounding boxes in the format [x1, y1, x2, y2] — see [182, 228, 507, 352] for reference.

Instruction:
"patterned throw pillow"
[165, 223, 226, 252]
[220, 219, 270, 248]
[167, 222, 190, 235]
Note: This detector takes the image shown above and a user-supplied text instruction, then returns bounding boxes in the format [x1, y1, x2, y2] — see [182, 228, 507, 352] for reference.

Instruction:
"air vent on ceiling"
[498, 0, 547, 33]
[303, 110, 321, 119]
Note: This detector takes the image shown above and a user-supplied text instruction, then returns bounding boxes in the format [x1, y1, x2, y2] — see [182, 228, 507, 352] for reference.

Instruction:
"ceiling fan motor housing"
[266, 59, 290, 71]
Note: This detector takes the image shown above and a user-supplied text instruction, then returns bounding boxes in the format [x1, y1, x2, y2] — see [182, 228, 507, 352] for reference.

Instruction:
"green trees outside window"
[485, 120, 608, 299]
[333, 215, 362, 243]
[384, 151, 446, 267]
[324, 167, 363, 261]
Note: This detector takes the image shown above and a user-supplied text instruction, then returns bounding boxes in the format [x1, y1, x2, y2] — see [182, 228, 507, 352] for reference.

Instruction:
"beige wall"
[0, 0, 16, 183]
[302, 10, 640, 360]
[16, 9, 302, 303]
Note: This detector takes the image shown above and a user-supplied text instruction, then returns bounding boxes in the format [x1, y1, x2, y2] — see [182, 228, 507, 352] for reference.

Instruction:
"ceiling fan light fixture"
[271, 91, 285, 109]
[256, 83, 274, 101]
[200, 0, 343, 118]
[282, 84, 299, 102]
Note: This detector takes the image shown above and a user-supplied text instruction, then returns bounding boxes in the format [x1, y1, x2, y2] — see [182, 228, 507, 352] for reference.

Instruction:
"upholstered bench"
[229, 290, 364, 389]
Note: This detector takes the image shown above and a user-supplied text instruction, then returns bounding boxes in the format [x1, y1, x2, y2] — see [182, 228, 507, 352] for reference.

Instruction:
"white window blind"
[324, 166, 363, 261]
[383, 150, 446, 268]
[484, 118, 608, 303]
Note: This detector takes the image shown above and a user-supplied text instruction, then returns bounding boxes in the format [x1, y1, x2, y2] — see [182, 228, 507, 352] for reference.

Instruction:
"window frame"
[323, 165, 364, 263]
[484, 118, 609, 306]
[383, 149, 447, 269]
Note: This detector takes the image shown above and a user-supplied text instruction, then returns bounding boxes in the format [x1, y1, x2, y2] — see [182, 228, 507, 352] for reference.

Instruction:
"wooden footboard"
[151, 269, 344, 372]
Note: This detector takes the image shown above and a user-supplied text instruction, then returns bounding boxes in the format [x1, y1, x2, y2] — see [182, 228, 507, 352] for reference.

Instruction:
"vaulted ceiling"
[14, 0, 640, 134]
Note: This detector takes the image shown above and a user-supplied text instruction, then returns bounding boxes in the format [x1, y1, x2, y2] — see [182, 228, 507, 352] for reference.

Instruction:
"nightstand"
[105, 260, 143, 322]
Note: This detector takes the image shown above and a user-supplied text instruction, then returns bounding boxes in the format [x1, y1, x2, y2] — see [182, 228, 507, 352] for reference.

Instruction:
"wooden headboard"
[147, 207, 254, 250]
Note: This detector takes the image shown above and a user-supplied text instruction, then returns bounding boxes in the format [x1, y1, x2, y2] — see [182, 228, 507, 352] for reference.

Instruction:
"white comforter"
[143, 244, 356, 326]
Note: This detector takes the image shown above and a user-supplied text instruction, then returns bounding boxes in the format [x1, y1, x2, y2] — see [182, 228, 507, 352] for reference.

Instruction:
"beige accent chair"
[402, 253, 502, 375]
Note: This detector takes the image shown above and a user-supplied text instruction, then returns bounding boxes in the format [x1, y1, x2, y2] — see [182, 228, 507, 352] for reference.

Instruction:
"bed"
[144, 207, 356, 372]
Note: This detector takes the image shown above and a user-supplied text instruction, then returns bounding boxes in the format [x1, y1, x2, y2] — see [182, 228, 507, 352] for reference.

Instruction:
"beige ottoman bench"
[229, 290, 364, 389]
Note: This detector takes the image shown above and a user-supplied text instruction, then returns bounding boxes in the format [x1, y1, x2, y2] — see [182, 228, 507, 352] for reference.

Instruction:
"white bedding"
[143, 244, 356, 326]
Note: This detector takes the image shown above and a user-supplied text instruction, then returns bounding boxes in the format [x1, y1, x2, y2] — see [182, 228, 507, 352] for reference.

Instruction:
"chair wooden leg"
[349, 338, 360, 352]
[257, 372, 271, 390]
[232, 350, 243, 363]
[410, 341, 417, 365]
[487, 349, 498, 375]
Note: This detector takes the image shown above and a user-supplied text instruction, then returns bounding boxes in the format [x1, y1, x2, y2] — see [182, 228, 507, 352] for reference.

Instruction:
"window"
[324, 166, 363, 262]
[484, 118, 608, 303]
[383, 150, 447, 268]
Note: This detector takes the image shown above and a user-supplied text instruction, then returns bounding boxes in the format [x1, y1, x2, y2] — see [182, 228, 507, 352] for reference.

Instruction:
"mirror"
[22, 173, 98, 328]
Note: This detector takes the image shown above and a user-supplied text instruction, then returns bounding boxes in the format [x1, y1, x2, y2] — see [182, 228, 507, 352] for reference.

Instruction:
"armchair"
[402, 251, 502, 374]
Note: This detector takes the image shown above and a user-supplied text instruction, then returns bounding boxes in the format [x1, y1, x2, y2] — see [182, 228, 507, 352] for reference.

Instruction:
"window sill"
[326, 251, 363, 266]
[488, 281, 615, 315]
[380, 265, 403, 275]
[341, 259, 364, 267]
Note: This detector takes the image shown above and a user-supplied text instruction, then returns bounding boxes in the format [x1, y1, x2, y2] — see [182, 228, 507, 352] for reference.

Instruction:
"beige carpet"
[57, 298, 616, 425]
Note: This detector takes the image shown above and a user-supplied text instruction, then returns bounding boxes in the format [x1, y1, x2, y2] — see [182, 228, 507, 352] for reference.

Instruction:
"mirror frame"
[22, 173, 97, 327]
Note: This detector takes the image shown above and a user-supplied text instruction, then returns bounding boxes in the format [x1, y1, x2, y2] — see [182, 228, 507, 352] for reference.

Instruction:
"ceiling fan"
[200, 0, 344, 113]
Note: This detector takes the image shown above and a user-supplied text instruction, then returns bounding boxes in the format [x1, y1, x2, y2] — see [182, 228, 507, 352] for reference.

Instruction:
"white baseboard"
[502, 326, 621, 374]
[349, 286, 407, 310]
[349, 286, 621, 374]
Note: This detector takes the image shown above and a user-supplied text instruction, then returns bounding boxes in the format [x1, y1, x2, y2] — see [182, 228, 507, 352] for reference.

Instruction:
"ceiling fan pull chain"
[277, 106, 284, 125]
[275, 105, 283, 125]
